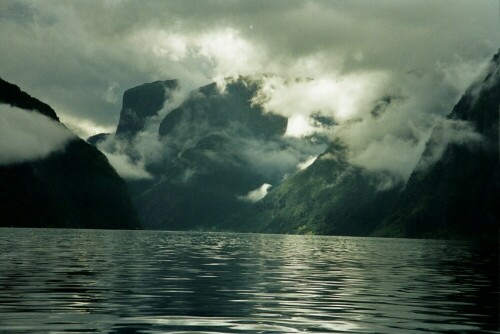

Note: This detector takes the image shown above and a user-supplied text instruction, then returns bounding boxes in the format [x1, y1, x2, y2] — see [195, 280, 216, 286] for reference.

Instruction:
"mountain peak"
[158, 77, 287, 139]
[115, 79, 178, 138]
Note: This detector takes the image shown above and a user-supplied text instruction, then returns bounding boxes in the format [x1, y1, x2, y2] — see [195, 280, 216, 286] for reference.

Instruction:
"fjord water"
[0, 229, 497, 333]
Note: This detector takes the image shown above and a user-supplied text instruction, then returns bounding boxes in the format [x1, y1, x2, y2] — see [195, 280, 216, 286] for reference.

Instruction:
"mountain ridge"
[0, 77, 59, 121]
[116, 79, 178, 139]
[0, 77, 141, 229]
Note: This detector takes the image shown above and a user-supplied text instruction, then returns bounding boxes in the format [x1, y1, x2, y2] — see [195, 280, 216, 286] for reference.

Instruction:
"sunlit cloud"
[103, 150, 153, 180]
[59, 114, 115, 139]
[238, 183, 272, 202]
[297, 155, 317, 170]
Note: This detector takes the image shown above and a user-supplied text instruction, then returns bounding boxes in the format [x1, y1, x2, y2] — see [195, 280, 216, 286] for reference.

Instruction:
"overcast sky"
[1, 0, 499, 182]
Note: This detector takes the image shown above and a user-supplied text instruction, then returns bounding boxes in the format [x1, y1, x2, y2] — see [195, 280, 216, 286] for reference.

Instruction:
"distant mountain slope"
[249, 50, 499, 239]
[374, 51, 499, 239]
[247, 142, 399, 235]
[0, 77, 140, 229]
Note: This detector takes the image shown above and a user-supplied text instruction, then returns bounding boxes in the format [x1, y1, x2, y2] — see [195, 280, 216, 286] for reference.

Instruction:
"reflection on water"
[0, 229, 497, 333]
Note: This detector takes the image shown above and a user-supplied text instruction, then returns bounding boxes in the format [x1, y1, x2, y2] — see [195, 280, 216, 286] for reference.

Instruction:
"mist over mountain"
[253, 50, 499, 238]
[246, 141, 400, 235]
[0, 78, 140, 229]
[2, 4, 499, 333]
[93, 76, 328, 230]
[373, 51, 499, 239]
[0, 104, 74, 165]
[90, 50, 499, 239]
[116, 80, 179, 139]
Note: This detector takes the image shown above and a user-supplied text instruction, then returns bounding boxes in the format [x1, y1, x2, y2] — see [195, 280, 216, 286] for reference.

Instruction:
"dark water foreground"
[0, 228, 498, 333]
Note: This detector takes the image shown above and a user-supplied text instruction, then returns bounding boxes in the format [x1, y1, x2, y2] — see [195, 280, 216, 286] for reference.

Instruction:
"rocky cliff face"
[0, 77, 141, 229]
[116, 80, 178, 138]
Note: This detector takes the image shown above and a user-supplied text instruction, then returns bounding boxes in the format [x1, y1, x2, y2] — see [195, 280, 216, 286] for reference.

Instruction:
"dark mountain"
[87, 133, 111, 146]
[159, 80, 286, 139]
[0, 77, 58, 121]
[246, 141, 399, 235]
[128, 77, 293, 230]
[116, 80, 178, 138]
[374, 50, 499, 239]
[0, 77, 140, 229]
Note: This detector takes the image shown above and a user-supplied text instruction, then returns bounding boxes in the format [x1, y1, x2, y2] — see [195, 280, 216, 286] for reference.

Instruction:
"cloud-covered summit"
[1, 1, 497, 131]
[1, 1, 498, 183]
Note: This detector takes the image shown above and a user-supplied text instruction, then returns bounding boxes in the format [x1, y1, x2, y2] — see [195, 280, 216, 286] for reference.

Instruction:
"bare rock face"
[116, 80, 178, 139]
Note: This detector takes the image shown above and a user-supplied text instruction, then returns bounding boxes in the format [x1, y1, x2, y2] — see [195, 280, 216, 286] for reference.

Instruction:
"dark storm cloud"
[0, 0, 498, 182]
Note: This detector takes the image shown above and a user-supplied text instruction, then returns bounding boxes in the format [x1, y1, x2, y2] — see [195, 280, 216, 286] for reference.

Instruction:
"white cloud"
[0, 105, 75, 165]
[103, 151, 153, 180]
[95, 132, 157, 181]
[416, 119, 483, 171]
[1, 1, 497, 188]
[129, 27, 265, 93]
[103, 81, 119, 104]
[348, 134, 429, 185]
[238, 183, 272, 202]
[285, 115, 317, 138]
[238, 136, 327, 180]
[197, 28, 263, 80]
[149, 31, 188, 61]
[297, 155, 317, 170]
[252, 73, 387, 137]
[1, 1, 497, 133]
[59, 113, 115, 139]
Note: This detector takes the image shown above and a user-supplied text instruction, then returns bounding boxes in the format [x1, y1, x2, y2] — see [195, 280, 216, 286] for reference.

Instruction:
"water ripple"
[0, 229, 498, 333]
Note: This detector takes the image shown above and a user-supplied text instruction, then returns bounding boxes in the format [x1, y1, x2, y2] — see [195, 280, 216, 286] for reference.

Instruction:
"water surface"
[0, 228, 498, 333]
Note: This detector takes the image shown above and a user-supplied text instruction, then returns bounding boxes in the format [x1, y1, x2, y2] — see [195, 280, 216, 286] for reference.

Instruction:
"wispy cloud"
[0, 105, 75, 165]
[238, 183, 272, 202]
[102, 150, 153, 180]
